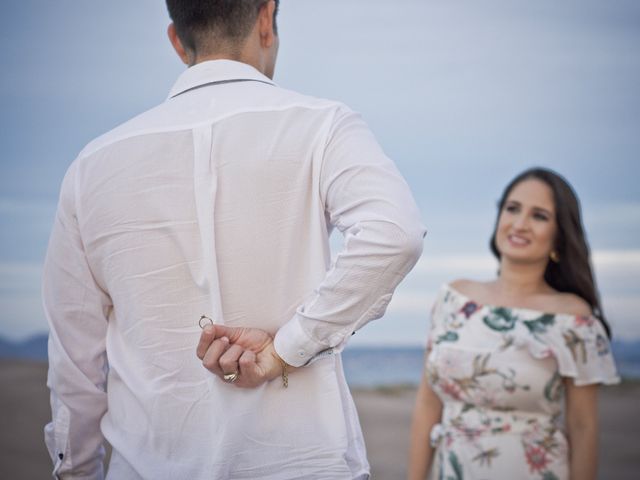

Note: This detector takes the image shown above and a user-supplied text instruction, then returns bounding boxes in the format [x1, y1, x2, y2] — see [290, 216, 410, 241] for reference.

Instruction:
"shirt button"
[298, 350, 306, 357]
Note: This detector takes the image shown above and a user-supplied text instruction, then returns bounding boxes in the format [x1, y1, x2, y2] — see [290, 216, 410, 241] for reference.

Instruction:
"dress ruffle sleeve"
[539, 314, 620, 386]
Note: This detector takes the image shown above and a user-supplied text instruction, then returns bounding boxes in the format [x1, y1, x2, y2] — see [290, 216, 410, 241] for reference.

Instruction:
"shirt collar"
[167, 59, 277, 100]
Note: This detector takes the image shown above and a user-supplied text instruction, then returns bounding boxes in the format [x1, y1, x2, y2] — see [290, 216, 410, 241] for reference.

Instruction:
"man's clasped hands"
[196, 324, 296, 388]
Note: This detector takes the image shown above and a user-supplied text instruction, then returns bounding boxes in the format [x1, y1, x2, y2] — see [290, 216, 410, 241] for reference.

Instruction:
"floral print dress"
[426, 284, 619, 480]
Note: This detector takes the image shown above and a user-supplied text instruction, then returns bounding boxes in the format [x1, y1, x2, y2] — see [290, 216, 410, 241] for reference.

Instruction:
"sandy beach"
[1, 359, 637, 479]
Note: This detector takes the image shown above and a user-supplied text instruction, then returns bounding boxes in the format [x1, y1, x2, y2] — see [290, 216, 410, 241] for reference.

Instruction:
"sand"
[1, 359, 637, 479]
[353, 385, 640, 479]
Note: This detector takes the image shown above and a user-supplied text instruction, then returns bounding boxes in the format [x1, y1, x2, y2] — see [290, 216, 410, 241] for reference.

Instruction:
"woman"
[408, 168, 619, 480]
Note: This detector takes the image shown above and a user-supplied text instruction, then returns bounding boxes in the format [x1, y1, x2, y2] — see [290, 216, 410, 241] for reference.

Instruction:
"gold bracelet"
[281, 360, 288, 389]
[272, 352, 288, 388]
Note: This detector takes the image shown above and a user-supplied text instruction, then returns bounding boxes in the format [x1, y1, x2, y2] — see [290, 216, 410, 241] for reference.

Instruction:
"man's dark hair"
[166, 0, 279, 56]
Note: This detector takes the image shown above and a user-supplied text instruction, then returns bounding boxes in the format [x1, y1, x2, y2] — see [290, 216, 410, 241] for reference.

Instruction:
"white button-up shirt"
[43, 60, 425, 480]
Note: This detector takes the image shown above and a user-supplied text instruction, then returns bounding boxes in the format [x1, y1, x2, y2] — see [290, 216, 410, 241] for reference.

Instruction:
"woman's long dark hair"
[489, 167, 611, 338]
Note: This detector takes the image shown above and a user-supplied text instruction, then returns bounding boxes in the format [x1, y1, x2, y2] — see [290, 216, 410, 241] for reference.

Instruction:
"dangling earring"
[550, 250, 560, 263]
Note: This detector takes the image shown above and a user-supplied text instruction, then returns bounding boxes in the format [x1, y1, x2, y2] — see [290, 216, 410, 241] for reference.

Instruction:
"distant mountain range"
[0, 334, 48, 361]
[1, 333, 639, 380]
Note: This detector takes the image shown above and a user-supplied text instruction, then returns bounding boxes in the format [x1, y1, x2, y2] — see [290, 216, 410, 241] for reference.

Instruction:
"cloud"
[603, 295, 640, 339]
[412, 254, 497, 275]
[0, 198, 55, 215]
[589, 203, 640, 229]
[0, 262, 41, 292]
[0, 199, 56, 263]
[374, 249, 640, 344]
[592, 249, 640, 267]
[2, 0, 640, 344]
[2, 249, 639, 343]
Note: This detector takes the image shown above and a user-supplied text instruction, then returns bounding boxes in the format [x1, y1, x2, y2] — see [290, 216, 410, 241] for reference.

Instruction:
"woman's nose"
[512, 214, 529, 229]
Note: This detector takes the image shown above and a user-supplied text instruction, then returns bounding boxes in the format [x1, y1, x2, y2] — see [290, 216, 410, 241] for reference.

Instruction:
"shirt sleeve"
[42, 161, 111, 480]
[274, 107, 426, 366]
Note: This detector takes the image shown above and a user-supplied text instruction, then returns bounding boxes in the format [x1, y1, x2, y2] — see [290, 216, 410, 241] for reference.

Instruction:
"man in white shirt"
[43, 1, 425, 479]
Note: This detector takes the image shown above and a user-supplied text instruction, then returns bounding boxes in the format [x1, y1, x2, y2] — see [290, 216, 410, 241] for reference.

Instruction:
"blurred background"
[0, 1, 639, 478]
[1, 0, 639, 348]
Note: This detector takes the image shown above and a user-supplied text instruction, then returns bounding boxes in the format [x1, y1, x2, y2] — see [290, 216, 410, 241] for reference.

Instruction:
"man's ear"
[257, 0, 277, 48]
[168, 23, 191, 65]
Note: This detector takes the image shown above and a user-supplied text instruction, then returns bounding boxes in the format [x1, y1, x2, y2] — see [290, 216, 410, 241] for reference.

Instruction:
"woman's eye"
[505, 204, 519, 213]
[533, 212, 549, 221]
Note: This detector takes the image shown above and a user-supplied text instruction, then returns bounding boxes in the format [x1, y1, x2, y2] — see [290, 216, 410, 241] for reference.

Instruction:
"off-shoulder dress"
[425, 284, 619, 480]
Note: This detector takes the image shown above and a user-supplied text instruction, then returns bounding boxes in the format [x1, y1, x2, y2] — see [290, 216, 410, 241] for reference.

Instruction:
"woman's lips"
[507, 234, 531, 247]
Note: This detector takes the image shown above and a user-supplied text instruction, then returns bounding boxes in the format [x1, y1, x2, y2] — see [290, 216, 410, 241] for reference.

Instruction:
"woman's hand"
[408, 369, 443, 480]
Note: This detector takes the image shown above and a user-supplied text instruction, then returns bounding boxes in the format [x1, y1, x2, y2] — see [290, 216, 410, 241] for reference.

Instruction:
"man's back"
[44, 59, 424, 479]
[77, 60, 343, 341]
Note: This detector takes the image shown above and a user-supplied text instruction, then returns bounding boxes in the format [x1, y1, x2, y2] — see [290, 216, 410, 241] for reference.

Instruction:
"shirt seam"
[78, 102, 343, 160]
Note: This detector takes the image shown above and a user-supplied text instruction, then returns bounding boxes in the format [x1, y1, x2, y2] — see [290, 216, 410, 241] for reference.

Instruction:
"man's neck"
[189, 40, 267, 78]
[189, 52, 239, 67]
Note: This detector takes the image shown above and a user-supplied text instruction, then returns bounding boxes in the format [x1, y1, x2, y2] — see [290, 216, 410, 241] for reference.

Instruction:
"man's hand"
[196, 325, 291, 388]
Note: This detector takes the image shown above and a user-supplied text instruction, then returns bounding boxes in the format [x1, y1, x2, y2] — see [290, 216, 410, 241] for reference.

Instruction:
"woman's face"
[495, 178, 558, 265]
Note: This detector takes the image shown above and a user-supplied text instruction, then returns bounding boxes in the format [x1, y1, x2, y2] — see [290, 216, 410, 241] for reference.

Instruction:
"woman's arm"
[408, 373, 443, 480]
[564, 379, 599, 480]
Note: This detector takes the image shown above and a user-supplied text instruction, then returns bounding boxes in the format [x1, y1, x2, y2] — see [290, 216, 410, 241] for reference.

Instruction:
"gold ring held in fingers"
[199, 315, 214, 329]
[223, 372, 239, 383]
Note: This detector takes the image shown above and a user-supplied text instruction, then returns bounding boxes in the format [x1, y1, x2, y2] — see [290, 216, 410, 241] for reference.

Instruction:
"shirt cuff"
[274, 315, 333, 367]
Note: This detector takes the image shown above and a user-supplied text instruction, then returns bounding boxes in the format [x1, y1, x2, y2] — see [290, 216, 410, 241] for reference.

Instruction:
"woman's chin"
[500, 251, 547, 265]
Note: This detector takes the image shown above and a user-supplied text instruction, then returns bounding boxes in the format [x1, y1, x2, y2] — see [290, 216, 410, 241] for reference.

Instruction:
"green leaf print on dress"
[468, 353, 530, 394]
[562, 329, 587, 363]
[448, 451, 464, 480]
[472, 448, 500, 467]
[523, 314, 556, 334]
[427, 285, 619, 480]
[542, 471, 560, 480]
[543, 371, 563, 403]
[436, 331, 459, 344]
[483, 308, 517, 332]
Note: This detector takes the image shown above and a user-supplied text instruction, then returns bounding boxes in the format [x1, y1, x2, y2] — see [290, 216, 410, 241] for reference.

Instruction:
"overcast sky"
[1, 0, 639, 344]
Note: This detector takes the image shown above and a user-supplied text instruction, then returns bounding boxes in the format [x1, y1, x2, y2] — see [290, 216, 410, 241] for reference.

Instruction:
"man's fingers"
[201, 337, 230, 375]
[196, 323, 245, 360]
[209, 324, 245, 345]
[236, 350, 259, 388]
[238, 349, 257, 372]
[196, 324, 276, 388]
[196, 326, 217, 360]
[238, 350, 257, 377]
[218, 344, 244, 375]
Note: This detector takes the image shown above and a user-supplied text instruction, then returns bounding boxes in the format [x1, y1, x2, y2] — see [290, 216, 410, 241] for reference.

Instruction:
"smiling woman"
[490, 168, 610, 335]
[494, 178, 558, 266]
[409, 167, 619, 480]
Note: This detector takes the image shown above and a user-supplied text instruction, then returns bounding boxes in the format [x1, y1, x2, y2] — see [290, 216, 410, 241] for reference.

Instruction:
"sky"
[1, 0, 639, 345]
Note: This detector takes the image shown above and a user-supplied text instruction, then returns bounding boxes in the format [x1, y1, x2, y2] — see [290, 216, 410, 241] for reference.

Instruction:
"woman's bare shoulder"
[548, 292, 593, 317]
[449, 279, 491, 299]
